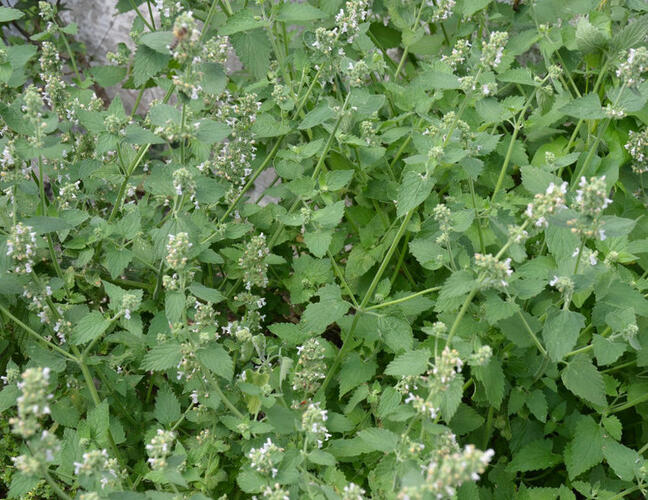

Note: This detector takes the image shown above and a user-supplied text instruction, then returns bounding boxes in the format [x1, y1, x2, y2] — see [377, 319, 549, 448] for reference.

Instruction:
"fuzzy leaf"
[561, 355, 607, 406]
[385, 349, 430, 377]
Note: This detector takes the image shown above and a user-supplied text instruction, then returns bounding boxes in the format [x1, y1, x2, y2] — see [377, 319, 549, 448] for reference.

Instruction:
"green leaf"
[141, 343, 183, 371]
[409, 237, 445, 270]
[396, 171, 434, 217]
[560, 94, 605, 120]
[338, 353, 377, 397]
[133, 45, 169, 87]
[561, 355, 607, 406]
[196, 343, 234, 380]
[196, 120, 231, 144]
[312, 200, 345, 228]
[251, 113, 291, 138]
[308, 449, 336, 466]
[377, 316, 413, 353]
[89, 65, 127, 87]
[301, 284, 350, 334]
[231, 29, 272, 79]
[24, 216, 73, 234]
[462, 0, 492, 17]
[358, 427, 399, 452]
[521, 166, 562, 195]
[72, 311, 111, 345]
[154, 388, 181, 425]
[526, 389, 548, 423]
[473, 358, 505, 409]
[165, 291, 185, 323]
[542, 309, 585, 362]
[189, 283, 225, 304]
[0, 7, 23, 22]
[298, 103, 335, 130]
[139, 31, 173, 54]
[277, 3, 327, 22]
[564, 416, 604, 479]
[508, 439, 562, 473]
[219, 9, 269, 35]
[385, 349, 430, 377]
[104, 248, 132, 279]
[592, 334, 626, 366]
[268, 323, 308, 347]
[602, 438, 640, 481]
[124, 124, 165, 145]
[602, 415, 623, 441]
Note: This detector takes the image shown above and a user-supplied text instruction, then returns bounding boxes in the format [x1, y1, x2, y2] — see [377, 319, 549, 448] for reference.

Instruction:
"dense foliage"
[1, 0, 648, 498]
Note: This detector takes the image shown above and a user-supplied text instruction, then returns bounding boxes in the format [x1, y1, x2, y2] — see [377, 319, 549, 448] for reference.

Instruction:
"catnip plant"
[1, 0, 648, 498]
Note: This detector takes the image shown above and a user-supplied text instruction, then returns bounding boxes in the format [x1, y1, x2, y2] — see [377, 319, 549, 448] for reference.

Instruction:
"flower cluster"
[300, 402, 331, 448]
[616, 47, 648, 87]
[524, 181, 568, 227]
[146, 429, 176, 470]
[480, 31, 508, 69]
[10, 367, 53, 438]
[442, 39, 471, 70]
[335, 0, 371, 44]
[292, 339, 327, 393]
[239, 233, 270, 290]
[259, 483, 290, 500]
[211, 93, 260, 198]
[73, 448, 121, 489]
[475, 253, 513, 288]
[404, 392, 439, 419]
[433, 204, 453, 245]
[431, 347, 464, 390]
[568, 176, 612, 240]
[342, 482, 367, 500]
[429, 0, 456, 22]
[625, 129, 648, 174]
[166, 232, 192, 270]
[398, 444, 494, 499]
[468, 345, 493, 367]
[247, 438, 284, 478]
[6, 223, 38, 274]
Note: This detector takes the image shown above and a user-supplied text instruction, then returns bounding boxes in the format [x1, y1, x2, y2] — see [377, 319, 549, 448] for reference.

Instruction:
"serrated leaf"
[526, 389, 548, 423]
[377, 316, 413, 352]
[139, 31, 173, 54]
[508, 439, 561, 472]
[0, 7, 23, 22]
[298, 103, 335, 130]
[564, 416, 603, 479]
[231, 29, 272, 79]
[602, 415, 622, 441]
[72, 311, 111, 345]
[560, 94, 605, 119]
[602, 438, 640, 481]
[277, 3, 327, 22]
[165, 291, 185, 323]
[358, 427, 399, 452]
[196, 343, 234, 380]
[474, 358, 505, 408]
[141, 343, 183, 371]
[219, 9, 269, 36]
[542, 309, 585, 362]
[189, 283, 225, 304]
[561, 355, 607, 406]
[338, 353, 377, 397]
[385, 349, 430, 377]
[312, 201, 345, 228]
[301, 284, 350, 334]
[396, 171, 434, 217]
[154, 388, 181, 425]
[303, 230, 333, 258]
[133, 45, 169, 87]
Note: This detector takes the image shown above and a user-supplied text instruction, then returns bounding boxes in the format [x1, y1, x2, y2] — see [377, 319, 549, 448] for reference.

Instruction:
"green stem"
[317, 210, 415, 398]
[0, 305, 77, 361]
[59, 29, 80, 81]
[468, 177, 486, 254]
[517, 310, 547, 356]
[573, 239, 585, 275]
[43, 469, 72, 500]
[327, 250, 360, 310]
[364, 286, 441, 311]
[394, 0, 426, 79]
[608, 393, 648, 414]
